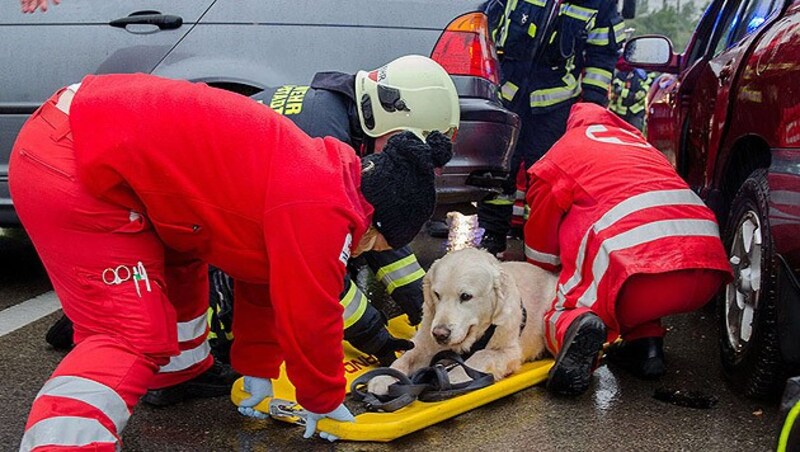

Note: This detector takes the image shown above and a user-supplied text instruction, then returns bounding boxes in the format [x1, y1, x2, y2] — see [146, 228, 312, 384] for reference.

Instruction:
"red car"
[625, 0, 800, 398]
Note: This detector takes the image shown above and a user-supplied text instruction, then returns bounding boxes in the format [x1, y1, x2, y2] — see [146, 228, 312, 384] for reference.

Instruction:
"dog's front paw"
[367, 375, 398, 396]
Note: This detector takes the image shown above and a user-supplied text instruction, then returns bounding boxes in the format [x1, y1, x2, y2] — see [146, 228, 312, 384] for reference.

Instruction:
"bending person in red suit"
[11, 73, 452, 449]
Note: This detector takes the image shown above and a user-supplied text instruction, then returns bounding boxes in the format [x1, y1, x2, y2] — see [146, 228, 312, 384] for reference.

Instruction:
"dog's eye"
[433, 291, 440, 300]
[460, 293, 473, 302]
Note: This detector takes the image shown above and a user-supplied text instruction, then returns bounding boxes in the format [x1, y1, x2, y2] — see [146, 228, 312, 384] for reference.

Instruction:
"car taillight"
[431, 12, 500, 85]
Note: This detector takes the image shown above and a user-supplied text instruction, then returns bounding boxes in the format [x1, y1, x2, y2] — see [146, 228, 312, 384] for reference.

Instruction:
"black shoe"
[606, 337, 666, 380]
[141, 360, 240, 407]
[546, 313, 606, 396]
[426, 219, 450, 239]
[479, 233, 507, 256]
[45, 314, 75, 351]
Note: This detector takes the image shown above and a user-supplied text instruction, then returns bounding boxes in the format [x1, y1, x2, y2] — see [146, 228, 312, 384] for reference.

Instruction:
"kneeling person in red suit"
[523, 103, 732, 396]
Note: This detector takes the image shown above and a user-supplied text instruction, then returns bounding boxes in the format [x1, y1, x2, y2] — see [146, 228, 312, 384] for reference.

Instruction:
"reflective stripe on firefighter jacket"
[488, 0, 625, 113]
[609, 68, 654, 118]
[523, 104, 732, 344]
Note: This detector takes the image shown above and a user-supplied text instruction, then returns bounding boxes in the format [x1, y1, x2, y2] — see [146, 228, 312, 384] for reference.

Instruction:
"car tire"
[718, 168, 786, 399]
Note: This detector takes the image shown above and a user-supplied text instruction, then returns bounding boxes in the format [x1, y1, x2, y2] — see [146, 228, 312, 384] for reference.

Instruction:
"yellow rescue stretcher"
[230, 315, 554, 442]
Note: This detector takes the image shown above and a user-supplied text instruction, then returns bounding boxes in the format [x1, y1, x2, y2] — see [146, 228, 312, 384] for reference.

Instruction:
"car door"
[0, 1, 215, 224]
[647, 1, 724, 173]
[683, 0, 782, 191]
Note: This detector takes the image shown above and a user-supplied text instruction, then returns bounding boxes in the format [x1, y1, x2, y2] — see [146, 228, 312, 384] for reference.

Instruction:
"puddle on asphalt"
[593, 366, 620, 412]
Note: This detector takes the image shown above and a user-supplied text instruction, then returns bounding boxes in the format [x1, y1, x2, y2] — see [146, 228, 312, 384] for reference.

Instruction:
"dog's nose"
[432, 326, 451, 344]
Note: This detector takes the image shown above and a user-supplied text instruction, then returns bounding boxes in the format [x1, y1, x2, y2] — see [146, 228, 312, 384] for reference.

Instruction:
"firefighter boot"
[45, 314, 75, 351]
[546, 313, 606, 396]
[425, 219, 450, 238]
[141, 360, 241, 407]
[606, 337, 666, 379]
[479, 232, 507, 257]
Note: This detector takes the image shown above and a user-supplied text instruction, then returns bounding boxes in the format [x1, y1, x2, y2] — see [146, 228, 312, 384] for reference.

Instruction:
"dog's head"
[422, 248, 516, 354]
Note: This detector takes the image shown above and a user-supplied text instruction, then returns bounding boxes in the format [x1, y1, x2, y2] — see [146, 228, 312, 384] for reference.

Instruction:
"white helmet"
[355, 55, 460, 141]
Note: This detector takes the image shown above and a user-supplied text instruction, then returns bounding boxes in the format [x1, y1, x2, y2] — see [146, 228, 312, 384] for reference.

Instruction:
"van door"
[0, 1, 215, 224]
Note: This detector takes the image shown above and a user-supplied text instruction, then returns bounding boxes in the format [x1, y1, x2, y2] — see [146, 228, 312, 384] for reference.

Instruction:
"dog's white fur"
[368, 248, 558, 395]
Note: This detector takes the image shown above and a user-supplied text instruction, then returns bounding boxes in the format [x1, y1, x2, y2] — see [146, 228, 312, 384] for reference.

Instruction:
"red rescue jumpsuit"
[523, 103, 733, 354]
[11, 74, 371, 451]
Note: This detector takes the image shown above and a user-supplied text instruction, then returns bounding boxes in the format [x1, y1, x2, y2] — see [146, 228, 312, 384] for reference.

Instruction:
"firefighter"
[10, 73, 453, 448]
[43, 56, 460, 408]
[478, 0, 626, 255]
[609, 57, 654, 131]
[523, 103, 732, 396]
[232, 55, 458, 367]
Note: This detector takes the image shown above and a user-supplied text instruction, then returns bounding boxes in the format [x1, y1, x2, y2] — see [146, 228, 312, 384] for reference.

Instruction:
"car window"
[731, 0, 780, 43]
[686, 2, 725, 64]
[711, 0, 746, 56]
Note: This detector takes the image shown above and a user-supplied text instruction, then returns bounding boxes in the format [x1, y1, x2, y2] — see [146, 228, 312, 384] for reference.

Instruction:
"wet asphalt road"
[0, 222, 784, 451]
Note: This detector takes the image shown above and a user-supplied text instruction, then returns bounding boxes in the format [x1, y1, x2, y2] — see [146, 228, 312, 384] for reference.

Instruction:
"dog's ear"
[422, 259, 439, 317]
[492, 267, 516, 321]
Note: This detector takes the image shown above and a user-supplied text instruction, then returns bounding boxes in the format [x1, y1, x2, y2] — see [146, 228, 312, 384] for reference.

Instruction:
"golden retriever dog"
[368, 247, 558, 395]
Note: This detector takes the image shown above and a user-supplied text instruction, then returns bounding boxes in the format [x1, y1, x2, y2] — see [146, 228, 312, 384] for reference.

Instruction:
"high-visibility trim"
[576, 219, 720, 308]
[485, 195, 516, 206]
[376, 254, 425, 294]
[341, 283, 368, 329]
[501, 81, 520, 101]
[778, 400, 800, 452]
[586, 27, 610, 46]
[160, 341, 211, 373]
[35, 376, 130, 433]
[20, 417, 118, 451]
[556, 189, 707, 306]
[630, 103, 645, 114]
[386, 268, 425, 295]
[525, 0, 546, 5]
[515, 189, 526, 200]
[546, 310, 563, 351]
[513, 205, 526, 217]
[528, 23, 538, 37]
[498, 0, 519, 48]
[560, 3, 597, 21]
[610, 104, 628, 116]
[206, 307, 216, 340]
[525, 244, 562, 267]
[530, 82, 581, 108]
[613, 20, 627, 43]
[177, 312, 208, 342]
[583, 67, 613, 90]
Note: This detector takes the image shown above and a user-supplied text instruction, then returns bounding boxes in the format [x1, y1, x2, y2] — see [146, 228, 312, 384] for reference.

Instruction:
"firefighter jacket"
[523, 103, 732, 332]
[489, 0, 625, 114]
[610, 68, 653, 118]
[69, 74, 372, 413]
[252, 72, 425, 336]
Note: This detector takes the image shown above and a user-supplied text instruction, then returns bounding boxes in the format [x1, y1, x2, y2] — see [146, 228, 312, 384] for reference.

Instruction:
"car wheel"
[718, 168, 785, 399]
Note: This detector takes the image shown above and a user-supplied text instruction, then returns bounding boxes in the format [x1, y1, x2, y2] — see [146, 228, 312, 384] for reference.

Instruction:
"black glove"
[374, 335, 415, 367]
[344, 305, 415, 366]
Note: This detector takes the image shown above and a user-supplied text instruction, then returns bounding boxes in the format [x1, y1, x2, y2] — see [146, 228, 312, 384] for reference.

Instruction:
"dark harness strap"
[462, 298, 528, 360]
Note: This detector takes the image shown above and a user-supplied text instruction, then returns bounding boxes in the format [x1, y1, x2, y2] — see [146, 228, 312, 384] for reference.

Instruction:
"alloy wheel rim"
[725, 210, 763, 354]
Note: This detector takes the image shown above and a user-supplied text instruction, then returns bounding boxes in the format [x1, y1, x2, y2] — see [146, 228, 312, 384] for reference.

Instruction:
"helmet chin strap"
[359, 136, 376, 156]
